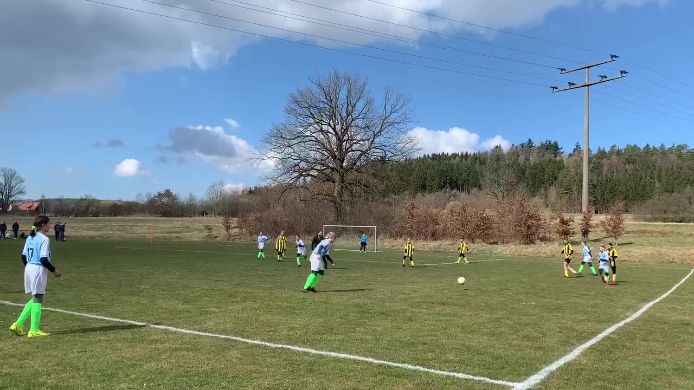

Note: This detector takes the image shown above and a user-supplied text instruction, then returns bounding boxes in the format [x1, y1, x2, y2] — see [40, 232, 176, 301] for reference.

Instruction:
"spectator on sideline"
[54, 222, 60, 241]
[12, 221, 20, 239]
[58, 223, 66, 242]
[0, 221, 6, 240]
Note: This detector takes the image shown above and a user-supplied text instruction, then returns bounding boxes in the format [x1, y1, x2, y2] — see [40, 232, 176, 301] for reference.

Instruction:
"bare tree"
[206, 181, 225, 217]
[580, 208, 594, 240]
[601, 202, 626, 243]
[554, 212, 576, 241]
[263, 71, 415, 221]
[0, 168, 26, 212]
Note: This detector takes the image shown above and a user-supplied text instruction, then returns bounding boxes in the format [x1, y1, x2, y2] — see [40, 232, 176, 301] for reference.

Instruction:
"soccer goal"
[322, 225, 378, 253]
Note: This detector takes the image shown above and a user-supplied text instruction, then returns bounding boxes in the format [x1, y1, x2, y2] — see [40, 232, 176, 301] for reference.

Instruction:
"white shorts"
[582, 256, 593, 263]
[309, 253, 325, 272]
[24, 264, 48, 295]
[258, 243, 265, 250]
[297, 248, 305, 256]
[599, 262, 611, 273]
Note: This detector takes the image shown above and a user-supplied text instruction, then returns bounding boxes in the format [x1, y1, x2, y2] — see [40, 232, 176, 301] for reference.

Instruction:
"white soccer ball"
[457, 276, 466, 285]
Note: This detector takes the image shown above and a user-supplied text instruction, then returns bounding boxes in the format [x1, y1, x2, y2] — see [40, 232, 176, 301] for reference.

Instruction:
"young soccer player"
[578, 241, 598, 276]
[257, 232, 268, 259]
[295, 235, 305, 266]
[608, 243, 619, 285]
[302, 232, 336, 293]
[275, 231, 287, 262]
[9, 216, 62, 338]
[561, 240, 578, 278]
[598, 245, 611, 287]
[455, 239, 469, 264]
[402, 239, 414, 267]
[359, 233, 368, 253]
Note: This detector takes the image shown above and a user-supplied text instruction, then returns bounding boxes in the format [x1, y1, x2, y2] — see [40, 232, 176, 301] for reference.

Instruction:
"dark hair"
[30, 215, 50, 237]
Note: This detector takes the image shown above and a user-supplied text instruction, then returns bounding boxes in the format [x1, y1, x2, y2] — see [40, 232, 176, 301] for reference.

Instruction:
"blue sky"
[1, 0, 693, 200]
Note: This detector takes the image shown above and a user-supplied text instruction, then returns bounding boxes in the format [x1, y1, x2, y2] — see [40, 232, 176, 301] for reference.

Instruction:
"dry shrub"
[554, 212, 575, 241]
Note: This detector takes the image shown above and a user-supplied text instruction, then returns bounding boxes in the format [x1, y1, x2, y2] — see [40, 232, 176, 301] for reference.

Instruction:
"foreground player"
[257, 232, 268, 259]
[302, 232, 336, 293]
[598, 245, 611, 287]
[455, 239, 469, 264]
[275, 231, 287, 262]
[402, 239, 414, 267]
[9, 216, 62, 338]
[295, 235, 306, 266]
[608, 243, 619, 285]
[561, 240, 578, 278]
[578, 241, 598, 276]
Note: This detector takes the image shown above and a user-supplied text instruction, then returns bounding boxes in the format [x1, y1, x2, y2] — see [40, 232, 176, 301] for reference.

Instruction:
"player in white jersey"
[302, 232, 336, 293]
[257, 232, 268, 260]
[9, 216, 62, 338]
[295, 235, 306, 266]
[598, 245, 611, 287]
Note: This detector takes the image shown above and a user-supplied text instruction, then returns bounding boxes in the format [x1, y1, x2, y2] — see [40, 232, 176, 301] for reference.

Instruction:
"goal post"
[322, 225, 378, 253]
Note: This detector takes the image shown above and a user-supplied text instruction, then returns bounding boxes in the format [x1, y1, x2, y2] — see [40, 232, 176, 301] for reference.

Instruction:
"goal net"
[322, 225, 378, 253]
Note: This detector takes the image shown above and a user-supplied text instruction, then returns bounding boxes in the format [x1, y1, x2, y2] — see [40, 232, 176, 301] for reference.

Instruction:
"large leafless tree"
[0, 168, 26, 212]
[264, 71, 416, 221]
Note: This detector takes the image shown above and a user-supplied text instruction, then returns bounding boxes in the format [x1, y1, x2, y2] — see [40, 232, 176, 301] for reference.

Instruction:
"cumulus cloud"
[114, 158, 148, 177]
[159, 125, 274, 174]
[224, 118, 240, 130]
[93, 138, 125, 148]
[0, 0, 665, 101]
[408, 126, 510, 155]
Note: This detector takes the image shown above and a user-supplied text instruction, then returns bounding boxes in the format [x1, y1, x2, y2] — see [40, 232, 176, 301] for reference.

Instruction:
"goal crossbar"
[322, 225, 378, 253]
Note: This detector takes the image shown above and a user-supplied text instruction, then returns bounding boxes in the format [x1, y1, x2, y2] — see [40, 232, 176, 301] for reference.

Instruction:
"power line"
[592, 97, 694, 132]
[362, 0, 607, 56]
[83, 0, 548, 87]
[134, 0, 559, 84]
[611, 84, 694, 117]
[593, 90, 694, 124]
[206, 0, 577, 69]
[284, 0, 565, 69]
[365, 0, 694, 101]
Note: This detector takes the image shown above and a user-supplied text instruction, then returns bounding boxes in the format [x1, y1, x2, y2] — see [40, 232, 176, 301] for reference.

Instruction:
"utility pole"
[551, 55, 628, 213]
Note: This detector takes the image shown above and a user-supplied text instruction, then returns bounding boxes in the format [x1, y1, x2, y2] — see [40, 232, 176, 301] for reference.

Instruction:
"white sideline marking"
[514, 269, 694, 390]
[0, 301, 519, 388]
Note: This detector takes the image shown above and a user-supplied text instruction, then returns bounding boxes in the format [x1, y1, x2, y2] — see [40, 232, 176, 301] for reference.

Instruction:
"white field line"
[514, 269, 694, 390]
[0, 301, 519, 388]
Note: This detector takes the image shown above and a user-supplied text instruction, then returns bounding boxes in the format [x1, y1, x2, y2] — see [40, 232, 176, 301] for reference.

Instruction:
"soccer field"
[1, 239, 692, 389]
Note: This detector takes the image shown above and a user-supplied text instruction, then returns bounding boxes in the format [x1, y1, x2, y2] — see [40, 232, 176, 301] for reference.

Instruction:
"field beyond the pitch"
[1, 239, 692, 389]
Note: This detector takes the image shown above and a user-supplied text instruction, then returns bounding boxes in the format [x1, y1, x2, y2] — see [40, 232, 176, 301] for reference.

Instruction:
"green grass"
[1, 239, 692, 389]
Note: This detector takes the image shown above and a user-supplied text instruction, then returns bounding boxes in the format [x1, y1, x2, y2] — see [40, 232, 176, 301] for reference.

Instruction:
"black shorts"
[564, 258, 571, 264]
[459, 252, 466, 257]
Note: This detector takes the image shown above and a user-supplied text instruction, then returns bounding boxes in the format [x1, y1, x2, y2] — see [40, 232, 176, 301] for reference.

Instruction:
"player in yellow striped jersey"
[455, 239, 469, 264]
[608, 243, 619, 284]
[402, 239, 414, 267]
[275, 231, 287, 262]
[561, 240, 578, 278]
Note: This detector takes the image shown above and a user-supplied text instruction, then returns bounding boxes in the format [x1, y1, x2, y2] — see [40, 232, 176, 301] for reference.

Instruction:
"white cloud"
[224, 118, 240, 130]
[223, 183, 245, 194]
[0, 0, 665, 101]
[408, 126, 510, 155]
[114, 158, 148, 177]
[160, 125, 275, 174]
[65, 167, 75, 174]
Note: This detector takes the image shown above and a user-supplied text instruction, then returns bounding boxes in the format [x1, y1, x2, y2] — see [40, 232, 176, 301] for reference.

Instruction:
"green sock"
[257, 251, 262, 259]
[578, 264, 584, 273]
[262, 252, 266, 259]
[296, 256, 301, 265]
[590, 265, 597, 275]
[16, 299, 33, 326]
[311, 274, 323, 288]
[303, 274, 316, 290]
[30, 303, 43, 333]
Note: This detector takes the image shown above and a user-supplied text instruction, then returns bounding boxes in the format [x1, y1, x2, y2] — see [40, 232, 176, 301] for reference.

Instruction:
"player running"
[302, 232, 336, 293]
[608, 243, 619, 285]
[455, 239, 469, 264]
[9, 216, 62, 338]
[598, 245, 611, 287]
[295, 235, 306, 266]
[561, 240, 578, 278]
[402, 239, 414, 268]
[578, 241, 598, 276]
[257, 232, 268, 260]
[275, 231, 287, 262]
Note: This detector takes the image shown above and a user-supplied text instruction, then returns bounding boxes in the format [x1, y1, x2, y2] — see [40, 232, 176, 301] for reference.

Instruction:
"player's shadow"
[319, 288, 373, 293]
[53, 324, 147, 336]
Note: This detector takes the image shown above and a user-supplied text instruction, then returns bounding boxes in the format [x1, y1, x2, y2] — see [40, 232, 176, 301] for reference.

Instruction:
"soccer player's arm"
[39, 239, 59, 276]
[21, 242, 28, 266]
